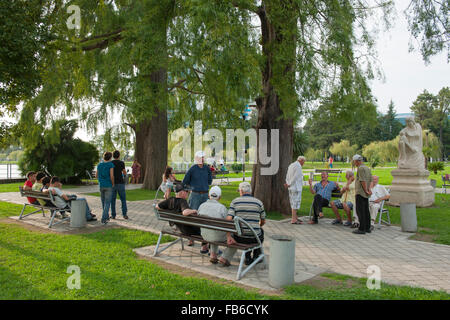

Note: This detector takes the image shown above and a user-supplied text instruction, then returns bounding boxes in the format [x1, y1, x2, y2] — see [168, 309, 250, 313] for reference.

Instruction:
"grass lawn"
[0, 204, 448, 299]
[0, 182, 84, 193]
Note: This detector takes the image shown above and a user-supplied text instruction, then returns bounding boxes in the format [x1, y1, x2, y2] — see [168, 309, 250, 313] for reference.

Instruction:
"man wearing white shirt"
[284, 156, 306, 224]
[369, 175, 390, 229]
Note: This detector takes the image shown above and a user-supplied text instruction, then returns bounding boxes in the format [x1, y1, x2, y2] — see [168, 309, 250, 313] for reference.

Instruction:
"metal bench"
[212, 170, 230, 185]
[153, 207, 266, 280]
[18, 186, 71, 228]
[311, 169, 343, 183]
[442, 175, 450, 194]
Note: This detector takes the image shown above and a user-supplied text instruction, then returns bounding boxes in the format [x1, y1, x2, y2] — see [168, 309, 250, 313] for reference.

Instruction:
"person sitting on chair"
[156, 183, 209, 254]
[368, 175, 390, 229]
[48, 176, 97, 221]
[308, 172, 340, 224]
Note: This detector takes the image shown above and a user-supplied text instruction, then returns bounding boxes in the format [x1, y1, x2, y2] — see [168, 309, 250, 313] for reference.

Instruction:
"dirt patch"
[298, 274, 361, 290]
[135, 254, 283, 297]
[409, 233, 436, 243]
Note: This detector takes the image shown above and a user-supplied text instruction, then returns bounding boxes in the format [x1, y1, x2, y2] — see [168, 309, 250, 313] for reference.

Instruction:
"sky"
[369, 0, 449, 114]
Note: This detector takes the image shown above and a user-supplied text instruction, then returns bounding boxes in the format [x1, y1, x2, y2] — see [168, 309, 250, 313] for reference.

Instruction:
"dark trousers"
[312, 194, 329, 222]
[356, 195, 370, 232]
[233, 229, 264, 259]
[176, 224, 207, 246]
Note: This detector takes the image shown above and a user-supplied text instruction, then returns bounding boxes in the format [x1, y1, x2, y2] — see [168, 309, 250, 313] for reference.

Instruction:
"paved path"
[1, 185, 449, 293]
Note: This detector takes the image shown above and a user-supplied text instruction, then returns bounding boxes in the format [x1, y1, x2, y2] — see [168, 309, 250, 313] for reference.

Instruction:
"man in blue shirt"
[308, 172, 340, 224]
[96, 151, 115, 225]
[182, 151, 212, 210]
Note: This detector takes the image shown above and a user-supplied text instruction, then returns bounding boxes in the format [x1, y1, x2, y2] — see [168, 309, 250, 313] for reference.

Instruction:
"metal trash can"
[400, 202, 417, 233]
[269, 235, 295, 288]
[70, 199, 86, 228]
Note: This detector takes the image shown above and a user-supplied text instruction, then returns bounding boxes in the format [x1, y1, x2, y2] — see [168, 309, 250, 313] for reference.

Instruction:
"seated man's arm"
[260, 219, 266, 227]
[182, 208, 197, 216]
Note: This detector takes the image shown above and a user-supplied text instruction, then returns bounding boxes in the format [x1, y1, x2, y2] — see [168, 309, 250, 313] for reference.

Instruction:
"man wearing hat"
[156, 183, 209, 253]
[182, 150, 213, 210]
[352, 155, 372, 234]
[197, 186, 228, 264]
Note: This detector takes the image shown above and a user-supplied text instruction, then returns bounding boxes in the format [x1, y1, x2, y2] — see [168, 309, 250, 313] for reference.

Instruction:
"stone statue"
[398, 117, 425, 170]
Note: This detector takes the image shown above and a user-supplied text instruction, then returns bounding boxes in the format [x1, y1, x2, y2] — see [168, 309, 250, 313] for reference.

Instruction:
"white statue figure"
[398, 117, 425, 170]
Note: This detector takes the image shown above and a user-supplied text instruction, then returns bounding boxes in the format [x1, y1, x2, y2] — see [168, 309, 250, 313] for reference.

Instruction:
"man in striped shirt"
[218, 182, 266, 267]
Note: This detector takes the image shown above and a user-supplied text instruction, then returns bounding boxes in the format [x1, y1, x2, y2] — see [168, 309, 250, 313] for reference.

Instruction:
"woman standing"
[131, 159, 142, 184]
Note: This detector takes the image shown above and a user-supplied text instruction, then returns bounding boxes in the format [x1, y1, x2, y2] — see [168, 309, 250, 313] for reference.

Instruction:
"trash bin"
[400, 202, 417, 233]
[269, 235, 295, 288]
[70, 199, 86, 228]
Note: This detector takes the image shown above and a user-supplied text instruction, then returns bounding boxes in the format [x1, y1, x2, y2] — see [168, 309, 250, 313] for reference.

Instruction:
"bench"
[212, 170, 230, 185]
[308, 191, 342, 220]
[310, 169, 343, 183]
[153, 207, 265, 280]
[442, 175, 450, 194]
[18, 186, 70, 228]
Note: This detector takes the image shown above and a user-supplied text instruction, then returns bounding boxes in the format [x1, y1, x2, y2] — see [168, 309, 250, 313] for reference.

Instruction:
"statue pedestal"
[389, 169, 434, 207]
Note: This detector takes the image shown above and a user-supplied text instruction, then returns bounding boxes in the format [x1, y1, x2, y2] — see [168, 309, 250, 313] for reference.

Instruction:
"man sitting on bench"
[308, 172, 340, 224]
[156, 183, 209, 254]
[48, 176, 97, 221]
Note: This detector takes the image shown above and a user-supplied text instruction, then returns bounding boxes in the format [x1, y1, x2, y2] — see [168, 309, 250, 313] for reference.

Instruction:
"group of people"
[156, 151, 265, 267]
[23, 150, 131, 225]
[285, 155, 390, 234]
[23, 171, 96, 221]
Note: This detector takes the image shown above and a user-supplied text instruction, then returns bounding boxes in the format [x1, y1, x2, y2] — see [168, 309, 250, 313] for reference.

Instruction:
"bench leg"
[48, 210, 57, 228]
[19, 204, 27, 220]
[153, 233, 183, 257]
[236, 247, 265, 281]
[19, 204, 43, 220]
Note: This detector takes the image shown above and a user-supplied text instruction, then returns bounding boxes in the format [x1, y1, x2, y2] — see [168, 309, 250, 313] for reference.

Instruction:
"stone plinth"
[389, 169, 434, 207]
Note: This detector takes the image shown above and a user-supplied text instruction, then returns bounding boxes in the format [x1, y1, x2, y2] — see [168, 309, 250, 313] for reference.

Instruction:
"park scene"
[0, 0, 449, 304]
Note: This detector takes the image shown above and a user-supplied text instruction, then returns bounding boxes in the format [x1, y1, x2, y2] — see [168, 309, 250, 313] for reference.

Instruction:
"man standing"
[308, 172, 340, 224]
[369, 175, 390, 229]
[96, 151, 115, 225]
[284, 156, 306, 224]
[182, 151, 212, 210]
[352, 155, 372, 234]
[111, 150, 128, 220]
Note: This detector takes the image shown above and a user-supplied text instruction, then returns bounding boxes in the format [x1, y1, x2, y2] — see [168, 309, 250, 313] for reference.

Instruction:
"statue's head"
[405, 117, 415, 128]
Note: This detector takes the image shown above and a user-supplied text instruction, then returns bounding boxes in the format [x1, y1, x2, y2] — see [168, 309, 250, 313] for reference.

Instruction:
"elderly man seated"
[156, 183, 209, 254]
[330, 170, 355, 226]
[308, 172, 340, 224]
[197, 186, 228, 264]
[218, 182, 266, 267]
[369, 175, 390, 228]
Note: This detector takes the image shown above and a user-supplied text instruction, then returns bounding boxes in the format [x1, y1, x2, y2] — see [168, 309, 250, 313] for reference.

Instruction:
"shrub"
[231, 163, 243, 172]
[427, 162, 445, 174]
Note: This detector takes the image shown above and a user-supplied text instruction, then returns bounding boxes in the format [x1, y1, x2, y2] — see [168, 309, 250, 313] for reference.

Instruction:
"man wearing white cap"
[182, 150, 213, 210]
[284, 156, 306, 224]
[352, 154, 372, 234]
[197, 186, 228, 264]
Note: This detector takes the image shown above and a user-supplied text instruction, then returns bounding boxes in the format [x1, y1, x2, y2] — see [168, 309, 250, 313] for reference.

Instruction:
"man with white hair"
[369, 175, 390, 229]
[218, 182, 266, 267]
[182, 150, 212, 210]
[284, 156, 306, 224]
[352, 154, 372, 234]
[197, 186, 228, 264]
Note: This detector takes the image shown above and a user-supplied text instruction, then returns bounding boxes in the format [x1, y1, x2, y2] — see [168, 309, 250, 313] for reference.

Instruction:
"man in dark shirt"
[111, 150, 128, 220]
[156, 183, 209, 253]
[182, 151, 212, 210]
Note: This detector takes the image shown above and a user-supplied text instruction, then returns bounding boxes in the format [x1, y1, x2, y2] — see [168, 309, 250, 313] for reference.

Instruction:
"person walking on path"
[352, 154, 372, 234]
[131, 159, 142, 184]
[111, 150, 128, 220]
[96, 151, 115, 225]
[284, 156, 306, 224]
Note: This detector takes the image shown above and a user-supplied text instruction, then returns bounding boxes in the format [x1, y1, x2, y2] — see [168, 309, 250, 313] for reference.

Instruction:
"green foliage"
[305, 148, 325, 162]
[369, 156, 380, 169]
[428, 161, 445, 174]
[405, 0, 449, 63]
[293, 129, 309, 160]
[329, 140, 358, 161]
[231, 163, 243, 173]
[18, 120, 98, 182]
[6, 150, 23, 162]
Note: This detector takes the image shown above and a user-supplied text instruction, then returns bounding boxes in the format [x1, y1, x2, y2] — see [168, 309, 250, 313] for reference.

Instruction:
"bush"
[427, 162, 445, 174]
[231, 163, 243, 173]
[18, 120, 98, 183]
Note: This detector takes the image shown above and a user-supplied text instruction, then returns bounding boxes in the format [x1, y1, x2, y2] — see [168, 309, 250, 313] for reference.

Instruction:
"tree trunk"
[252, 4, 296, 215]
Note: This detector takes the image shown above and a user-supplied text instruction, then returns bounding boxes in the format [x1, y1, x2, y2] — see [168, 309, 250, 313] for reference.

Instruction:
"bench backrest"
[155, 209, 240, 234]
[19, 186, 53, 201]
[315, 169, 342, 174]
